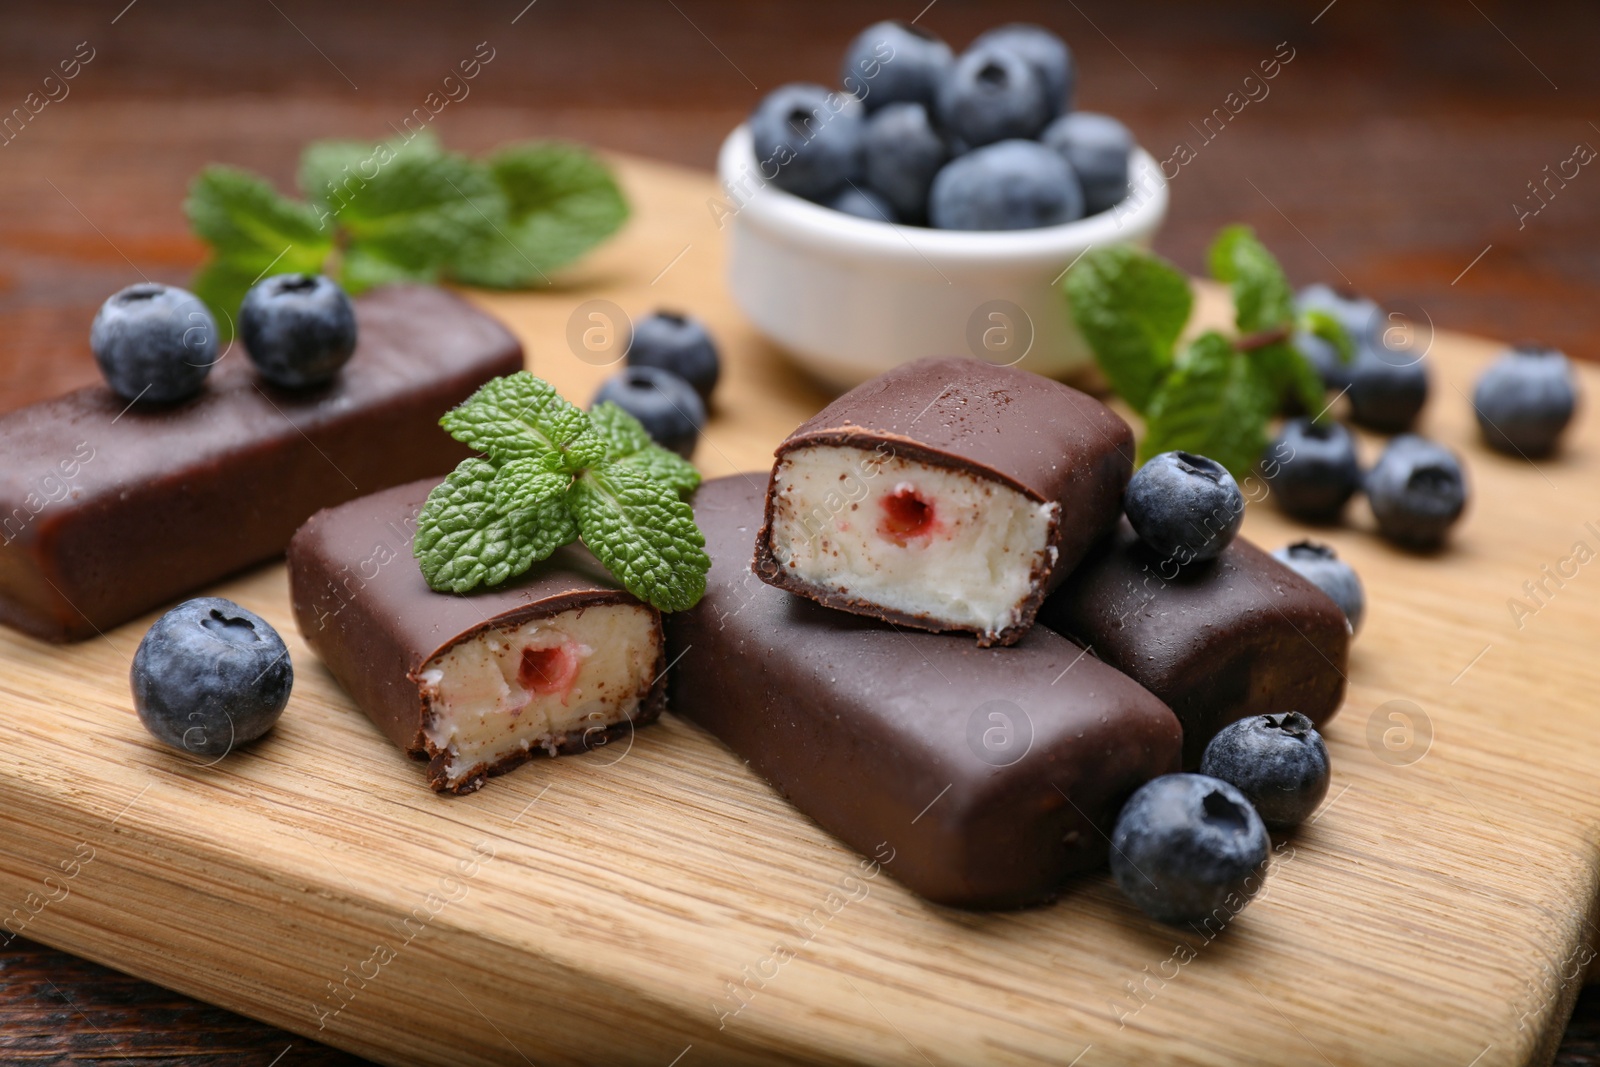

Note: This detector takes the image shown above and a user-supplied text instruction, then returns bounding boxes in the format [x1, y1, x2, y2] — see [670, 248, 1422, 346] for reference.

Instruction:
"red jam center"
[518, 642, 579, 697]
[878, 485, 936, 544]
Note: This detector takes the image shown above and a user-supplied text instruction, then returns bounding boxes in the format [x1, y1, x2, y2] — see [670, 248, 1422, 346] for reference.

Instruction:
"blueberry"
[1110, 773, 1271, 926]
[861, 102, 947, 222]
[935, 44, 1052, 149]
[928, 140, 1083, 231]
[592, 366, 705, 459]
[1365, 434, 1467, 549]
[1347, 340, 1429, 433]
[131, 597, 293, 758]
[828, 185, 899, 223]
[1295, 328, 1354, 393]
[750, 83, 865, 202]
[1472, 344, 1579, 457]
[1261, 418, 1362, 523]
[239, 273, 358, 389]
[89, 283, 217, 404]
[1200, 713, 1331, 831]
[838, 21, 953, 111]
[1272, 541, 1365, 632]
[1296, 283, 1383, 349]
[625, 310, 721, 405]
[1040, 111, 1133, 215]
[1124, 451, 1244, 564]
[970, 23, 1075, 117]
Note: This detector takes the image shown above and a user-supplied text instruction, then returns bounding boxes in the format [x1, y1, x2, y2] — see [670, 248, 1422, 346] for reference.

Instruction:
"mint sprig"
[1062, 244, 1191, 412]
[1140, 331, 1277, 465]
[1063, 225, 1353, 476]
[414, 458, 579, 594]
[449, 143, 630, 288]
[439, 372, 602, 470]
[415, 373, 707, 612]
[567, 463, 707, 613]
[588, 401, 700, 495]
[183, 132, 628, 337]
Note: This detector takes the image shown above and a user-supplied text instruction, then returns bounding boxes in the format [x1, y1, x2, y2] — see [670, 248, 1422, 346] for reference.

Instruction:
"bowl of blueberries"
[717, 20, 1168, 390]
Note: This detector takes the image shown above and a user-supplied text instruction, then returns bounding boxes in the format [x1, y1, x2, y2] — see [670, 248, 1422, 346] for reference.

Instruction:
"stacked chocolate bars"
[667, 358, 1348, 908]
[282, 354, 1347, 909]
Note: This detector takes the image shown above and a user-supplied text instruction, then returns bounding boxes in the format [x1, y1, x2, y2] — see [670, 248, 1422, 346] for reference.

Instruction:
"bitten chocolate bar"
[288, 479, 667, 794]
[667, 476, 1181, 909]
[1038, 519, 1350, 765]
[0, 286, 521, 642]
[754, 357, 1133, 646]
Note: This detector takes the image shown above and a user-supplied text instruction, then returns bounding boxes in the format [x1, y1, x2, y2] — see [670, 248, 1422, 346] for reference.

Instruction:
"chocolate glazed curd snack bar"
[289, 479, 667, 794]
[753, 357, 1133, 647]
[0, 286, 522, 642]
[1038, 518, 1350, 765]
[666, 476, 1182, 909]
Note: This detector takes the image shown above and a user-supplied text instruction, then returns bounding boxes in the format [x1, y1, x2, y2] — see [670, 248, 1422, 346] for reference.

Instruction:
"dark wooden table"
[2, 1, 1598, 1062]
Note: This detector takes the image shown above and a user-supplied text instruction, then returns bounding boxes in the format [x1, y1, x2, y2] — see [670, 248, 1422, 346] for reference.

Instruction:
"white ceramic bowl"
[716, 123, 1169, 390]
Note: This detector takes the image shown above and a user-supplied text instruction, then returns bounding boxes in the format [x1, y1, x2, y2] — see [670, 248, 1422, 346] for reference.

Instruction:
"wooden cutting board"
[2, 155, 1598, 1067]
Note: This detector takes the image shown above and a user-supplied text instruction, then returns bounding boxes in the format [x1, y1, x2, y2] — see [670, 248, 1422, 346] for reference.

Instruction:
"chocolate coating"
[288, 479, 666, 794]
[754, 357, 1133, 645]
[667, 475, 1181, 909]
[1038, 519, 1350, 766]
[0, 286, 521, 642]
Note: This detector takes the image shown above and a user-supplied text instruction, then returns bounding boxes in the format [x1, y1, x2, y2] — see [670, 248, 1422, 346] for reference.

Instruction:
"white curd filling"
[767, 444, 1058, 637]
[416, 603, 658, 787]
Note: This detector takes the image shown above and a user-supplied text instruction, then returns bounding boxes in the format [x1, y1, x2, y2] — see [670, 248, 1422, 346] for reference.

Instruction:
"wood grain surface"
[0, 153, 1597, 1067]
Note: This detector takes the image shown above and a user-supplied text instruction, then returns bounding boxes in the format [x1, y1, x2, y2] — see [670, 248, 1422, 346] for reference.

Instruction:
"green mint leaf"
[491, 459, 571, 515]
[567, 462, 709, 612]
[588, 399, 652, 456]
[1301, 308, 1355, 364]
[1208, 224, 1294, 335]
[1253, 340, 1326, 420]
[415, 459, 577, 593]
[186, 165, 331, 260]
[1140, 331, 1277, 476]
[416, 376, 704, 603]
[338, 244, 442, 293]
[297, 133, 506, 293]
[298, 136, 403, 211]
[441, 372, 597, 468]
[1063, 245, 1192, 413]
[555, 428, 610, 473]
[183, 166, 333, 334]
[448, 142, 629, 288]
[610, 446, 701, 498]
[588, 401, 700, 497]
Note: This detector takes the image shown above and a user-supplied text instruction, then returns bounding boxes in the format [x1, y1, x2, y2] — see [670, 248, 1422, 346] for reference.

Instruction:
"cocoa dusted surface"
[671, 475, 1181, 909]
[754, 357, 1133, 645]
[1038, 518, 1351, 766]
[0, 285, 521, 642]
[287, 477, 666, 794]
